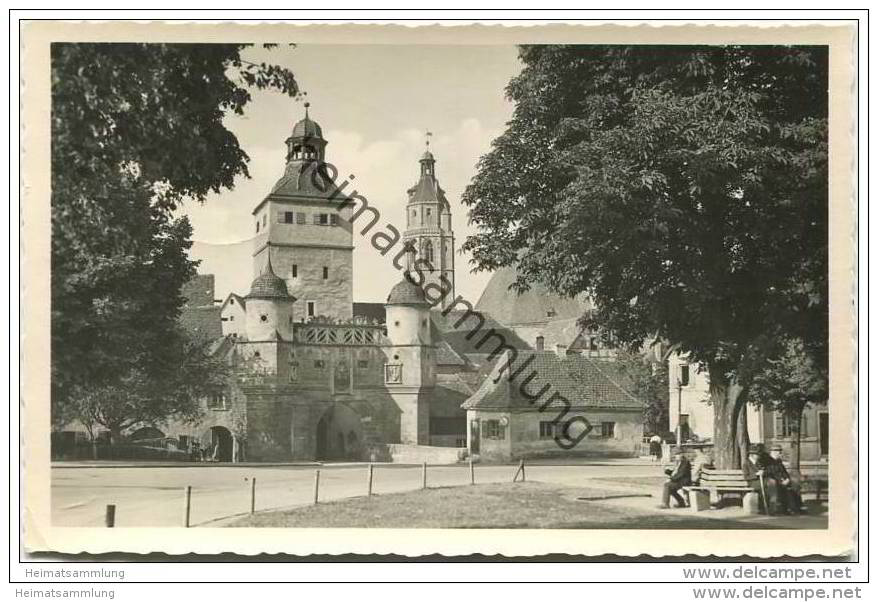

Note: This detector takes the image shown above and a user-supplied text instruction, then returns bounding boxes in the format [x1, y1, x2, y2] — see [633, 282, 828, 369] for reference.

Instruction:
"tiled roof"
[434, 340, 467, 366]
[247, 258, 292, 300]
[474, 266, 590, 326]
[269, 161, 337, 199]
[179, 306, 223, 343]
[291, 115, 324, 139]
[407, 176, 450, 206]
[387, 277, 427, 305]
[462, 351, 644, 412]
[181, 274, 216, 307]
[430, 310, 530, 364]
[353, 302, 386, 324]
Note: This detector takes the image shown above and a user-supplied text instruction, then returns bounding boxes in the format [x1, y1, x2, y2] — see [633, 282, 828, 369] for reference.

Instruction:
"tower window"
[284, 211, 294, 224]
[291, 264, 298, 278]
[263, 214, 267, 227]
[256, 221, 260, 233]
[307, 301, 316, 317]
[330, 214, 339, 226]
[260, 315, 268, 322]
[423, 240, 434, 264]
[322, 267, 329, 280]
[535, 336, 545, 351]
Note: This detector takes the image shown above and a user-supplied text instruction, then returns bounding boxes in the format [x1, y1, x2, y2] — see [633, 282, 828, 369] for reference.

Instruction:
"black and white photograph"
[18, 17, 859, 567]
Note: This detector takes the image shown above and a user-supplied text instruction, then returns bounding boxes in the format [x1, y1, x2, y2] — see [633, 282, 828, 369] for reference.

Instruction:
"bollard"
[104, 504, 116, 528]
[520, 459, 526, 483]
[250, 477, 256, 514]
[367, 463, 374, 497]
[182, 486, 192, 528]
[469, 457, 475, 485]
[422, 461, 427, 489]
[313, 470, 320, 505]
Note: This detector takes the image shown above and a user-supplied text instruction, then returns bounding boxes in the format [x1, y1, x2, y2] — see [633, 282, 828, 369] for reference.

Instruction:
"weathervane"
[297, 91, 310, 117]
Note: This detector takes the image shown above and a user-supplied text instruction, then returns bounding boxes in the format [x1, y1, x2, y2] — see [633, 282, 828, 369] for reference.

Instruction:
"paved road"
[51, 461, 662, 527]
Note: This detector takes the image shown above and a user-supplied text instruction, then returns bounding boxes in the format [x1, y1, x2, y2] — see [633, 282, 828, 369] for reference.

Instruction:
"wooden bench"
[683, 468, 760, 513]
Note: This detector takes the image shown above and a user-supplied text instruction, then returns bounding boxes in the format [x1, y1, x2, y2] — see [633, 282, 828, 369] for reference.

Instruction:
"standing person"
[659, 450, 692, 509]
[649, 434, 662, 462]
[765, 444, 805, 515]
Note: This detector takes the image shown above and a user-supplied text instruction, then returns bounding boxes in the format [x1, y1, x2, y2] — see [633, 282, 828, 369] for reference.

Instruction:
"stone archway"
[203, 425, 234, 462]
[315, 403, 364, 461]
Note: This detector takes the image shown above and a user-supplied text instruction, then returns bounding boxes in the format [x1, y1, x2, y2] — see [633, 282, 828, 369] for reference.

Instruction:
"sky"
[180, 44, 523, 303]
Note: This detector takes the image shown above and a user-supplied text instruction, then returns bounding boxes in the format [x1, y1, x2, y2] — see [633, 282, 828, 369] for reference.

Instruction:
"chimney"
[555, 343, 568, 358]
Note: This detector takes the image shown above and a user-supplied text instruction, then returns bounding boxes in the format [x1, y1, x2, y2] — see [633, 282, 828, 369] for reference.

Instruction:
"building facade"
[162, 109, 469, 462]
[668, 354, 829, 462]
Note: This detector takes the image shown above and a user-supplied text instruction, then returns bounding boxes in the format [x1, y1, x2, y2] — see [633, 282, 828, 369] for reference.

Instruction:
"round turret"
[245, 254, 295, 340]
[385, 274, 430, 346]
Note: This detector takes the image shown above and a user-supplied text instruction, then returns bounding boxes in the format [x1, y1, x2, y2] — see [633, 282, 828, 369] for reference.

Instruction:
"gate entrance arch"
[315, 403, 364, 461]
[203, 426, 234, 462]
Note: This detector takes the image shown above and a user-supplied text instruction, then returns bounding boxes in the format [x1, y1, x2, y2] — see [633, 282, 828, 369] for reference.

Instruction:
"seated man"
[659, 450, 692, 509]
[765, 444, 805, 515]
[743, 445, 776, 513]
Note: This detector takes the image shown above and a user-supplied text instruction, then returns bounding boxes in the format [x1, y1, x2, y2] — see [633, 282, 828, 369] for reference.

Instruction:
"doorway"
[209, 426, 233, 462]
[315, 404, 363, 461]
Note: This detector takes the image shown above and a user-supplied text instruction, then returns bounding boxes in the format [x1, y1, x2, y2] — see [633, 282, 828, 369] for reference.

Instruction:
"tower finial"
[265, 241, 274, 275]
[298, 90, 310, 118]
[425, 130, 433, 148]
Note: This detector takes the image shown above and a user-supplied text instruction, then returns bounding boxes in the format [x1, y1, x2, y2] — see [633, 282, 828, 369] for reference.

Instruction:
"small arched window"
[423, 240, 434, 265]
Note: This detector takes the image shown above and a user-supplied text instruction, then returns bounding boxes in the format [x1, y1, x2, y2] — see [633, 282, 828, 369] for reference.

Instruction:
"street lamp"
[675, 375, 683, 450]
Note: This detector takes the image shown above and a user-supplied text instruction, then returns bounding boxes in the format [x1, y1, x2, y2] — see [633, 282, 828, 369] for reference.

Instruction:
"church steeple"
[402, 136, 456, 310]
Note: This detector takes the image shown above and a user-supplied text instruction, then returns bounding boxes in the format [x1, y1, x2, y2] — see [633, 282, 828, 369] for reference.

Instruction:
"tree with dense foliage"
[749, 338, 828, 470]
[462, 45, 828, 468]
[615, 350, 669, 436]
[51, 43, 298, 434]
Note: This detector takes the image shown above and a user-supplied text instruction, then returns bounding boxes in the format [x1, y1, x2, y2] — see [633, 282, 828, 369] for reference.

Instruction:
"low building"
[462, 347, 645, 462]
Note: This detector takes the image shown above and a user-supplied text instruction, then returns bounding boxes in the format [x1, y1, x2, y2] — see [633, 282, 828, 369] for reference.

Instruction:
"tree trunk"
[109, 426, 123, 446]
[709, 363, 748, 469]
